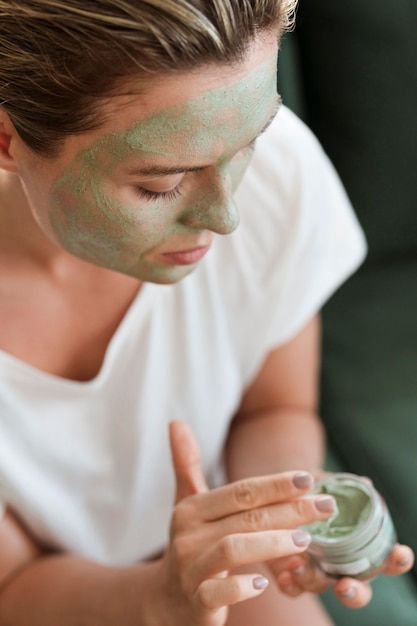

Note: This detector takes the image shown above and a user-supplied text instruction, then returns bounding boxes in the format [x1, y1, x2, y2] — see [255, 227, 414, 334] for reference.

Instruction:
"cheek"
[50, 181, 122, 245]
[49, 173, 179, 257]
[52, 185, 87, 215]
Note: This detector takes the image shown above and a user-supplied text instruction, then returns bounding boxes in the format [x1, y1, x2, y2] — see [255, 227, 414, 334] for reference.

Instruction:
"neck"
[0, 170, 61, 263]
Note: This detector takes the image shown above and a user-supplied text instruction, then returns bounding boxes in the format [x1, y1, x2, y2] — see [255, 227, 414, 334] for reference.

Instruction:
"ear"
[0, 108, 21, 174]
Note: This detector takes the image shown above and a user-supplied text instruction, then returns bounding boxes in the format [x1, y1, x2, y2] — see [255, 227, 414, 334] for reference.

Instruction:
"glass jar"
[305, 473, 396, 579]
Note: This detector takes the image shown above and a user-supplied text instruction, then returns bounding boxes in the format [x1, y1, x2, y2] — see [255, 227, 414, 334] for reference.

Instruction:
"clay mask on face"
[49, 52, 278, 283]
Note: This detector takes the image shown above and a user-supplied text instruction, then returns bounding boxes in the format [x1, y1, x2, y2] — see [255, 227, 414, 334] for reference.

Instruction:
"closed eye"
[134, 186, 183, 202]
[133, 140, 256, 203]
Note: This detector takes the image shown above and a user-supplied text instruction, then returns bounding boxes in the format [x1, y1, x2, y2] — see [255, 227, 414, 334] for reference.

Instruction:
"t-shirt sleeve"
[233, 105, 366, 351]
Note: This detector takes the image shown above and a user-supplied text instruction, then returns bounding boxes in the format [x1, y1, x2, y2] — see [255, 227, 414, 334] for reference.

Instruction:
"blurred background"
[277, 1, 417, 624]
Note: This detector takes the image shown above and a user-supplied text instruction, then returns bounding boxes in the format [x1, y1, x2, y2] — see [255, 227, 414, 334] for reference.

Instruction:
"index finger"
[169, 421, 208, 503]
[191, 471, 314, 521]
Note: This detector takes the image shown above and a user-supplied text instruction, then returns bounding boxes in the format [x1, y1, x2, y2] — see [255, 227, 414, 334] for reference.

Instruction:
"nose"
[179, 170, 239, 235]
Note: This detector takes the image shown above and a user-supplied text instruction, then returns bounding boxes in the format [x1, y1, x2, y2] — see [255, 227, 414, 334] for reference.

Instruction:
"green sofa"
[277, 1, 417, 624]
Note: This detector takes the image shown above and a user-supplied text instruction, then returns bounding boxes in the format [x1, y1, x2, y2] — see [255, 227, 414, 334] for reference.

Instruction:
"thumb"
[169, 421, 208, 503]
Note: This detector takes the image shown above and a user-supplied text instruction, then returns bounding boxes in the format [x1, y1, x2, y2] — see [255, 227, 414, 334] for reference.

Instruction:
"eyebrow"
[125, 96, 281, 178]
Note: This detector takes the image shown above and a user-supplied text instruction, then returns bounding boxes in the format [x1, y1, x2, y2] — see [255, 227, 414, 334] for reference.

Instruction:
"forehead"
[65, 36, 279, 166]
[134, 67, 275, 157]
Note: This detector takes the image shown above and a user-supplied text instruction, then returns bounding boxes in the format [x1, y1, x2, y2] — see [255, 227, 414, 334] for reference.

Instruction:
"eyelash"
[135, 186, 183, 202]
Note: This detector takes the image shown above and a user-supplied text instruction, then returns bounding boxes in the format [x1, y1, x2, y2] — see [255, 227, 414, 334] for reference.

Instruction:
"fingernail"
[253, 576, 269, 590]
[340, 587, 356, 599]
[315, 495, 336, 513]
[398, 556, 411, 567]
[293, 564, 307, 576]
[293, 472, 313, 489]
[292, 530, 311, 547]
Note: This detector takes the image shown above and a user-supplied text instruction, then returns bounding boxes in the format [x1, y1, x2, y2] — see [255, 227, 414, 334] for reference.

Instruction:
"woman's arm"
[225, 314, 414, 608]
[226, 314, 324, 480]
[0, 511, 165, 626]
[0, 508, 41, 591]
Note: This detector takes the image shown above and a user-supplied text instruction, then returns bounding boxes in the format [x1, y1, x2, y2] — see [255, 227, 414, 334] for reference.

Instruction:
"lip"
[160, 244, 211, 266]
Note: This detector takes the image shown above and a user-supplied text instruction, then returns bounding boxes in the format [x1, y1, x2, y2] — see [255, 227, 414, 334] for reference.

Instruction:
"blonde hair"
[0, 0, 297, 156]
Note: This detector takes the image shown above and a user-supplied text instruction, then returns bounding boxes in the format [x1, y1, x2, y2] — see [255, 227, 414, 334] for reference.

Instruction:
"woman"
[0, 1, 412, 624]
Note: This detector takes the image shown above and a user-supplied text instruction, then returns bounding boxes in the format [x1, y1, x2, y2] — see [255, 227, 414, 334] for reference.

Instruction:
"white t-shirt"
[0, 107, 366, 565]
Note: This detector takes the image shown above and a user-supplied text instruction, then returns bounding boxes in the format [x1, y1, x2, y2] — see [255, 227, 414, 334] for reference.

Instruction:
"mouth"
[160, 243, 212, 266]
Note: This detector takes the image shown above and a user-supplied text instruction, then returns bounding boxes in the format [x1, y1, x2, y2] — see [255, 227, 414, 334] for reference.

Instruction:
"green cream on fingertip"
[307, 483, 372, 539]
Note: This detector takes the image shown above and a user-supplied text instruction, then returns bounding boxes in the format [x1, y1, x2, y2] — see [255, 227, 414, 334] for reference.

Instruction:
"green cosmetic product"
[305, 473, 396, 579]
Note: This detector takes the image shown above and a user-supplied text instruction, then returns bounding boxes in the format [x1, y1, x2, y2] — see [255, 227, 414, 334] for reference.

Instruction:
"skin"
[0, 32, 413, 626]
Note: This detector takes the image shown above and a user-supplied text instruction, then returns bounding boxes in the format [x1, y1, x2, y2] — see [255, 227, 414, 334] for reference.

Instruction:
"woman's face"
[17, 34, 279, 283]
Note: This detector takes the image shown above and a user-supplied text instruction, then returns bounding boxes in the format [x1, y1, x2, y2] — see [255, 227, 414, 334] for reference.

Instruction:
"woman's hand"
[152, 421, 337, 626]
[269, 471, 415, 609]
[271, 543, 414, 608]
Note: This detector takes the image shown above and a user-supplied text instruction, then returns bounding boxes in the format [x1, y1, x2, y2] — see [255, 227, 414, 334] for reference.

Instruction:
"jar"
[305, 473, 396, 579]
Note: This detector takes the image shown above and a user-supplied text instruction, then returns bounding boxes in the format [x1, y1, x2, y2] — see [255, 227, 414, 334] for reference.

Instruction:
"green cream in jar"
[305, 473, 396, 579]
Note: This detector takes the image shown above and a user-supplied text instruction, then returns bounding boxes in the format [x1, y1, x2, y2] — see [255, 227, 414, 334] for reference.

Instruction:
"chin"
[125, 262, 196, 285]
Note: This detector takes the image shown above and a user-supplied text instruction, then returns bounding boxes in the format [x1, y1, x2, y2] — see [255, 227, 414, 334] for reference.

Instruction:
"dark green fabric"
[279, 0, 417, 265]
[320, 264, 417, 624]
[277, 1, 417, 624]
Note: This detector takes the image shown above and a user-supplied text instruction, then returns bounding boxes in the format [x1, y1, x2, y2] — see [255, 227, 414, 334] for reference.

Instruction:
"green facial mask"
[50, 55, 278, 283]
